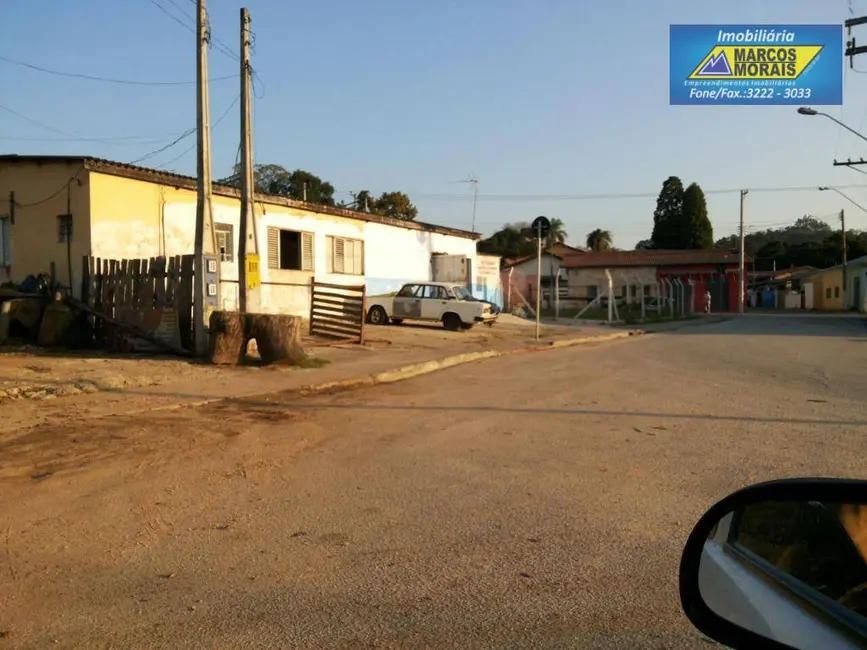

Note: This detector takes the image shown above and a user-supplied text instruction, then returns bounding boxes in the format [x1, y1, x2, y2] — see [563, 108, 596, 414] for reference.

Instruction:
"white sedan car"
[366, 282, 497, 331]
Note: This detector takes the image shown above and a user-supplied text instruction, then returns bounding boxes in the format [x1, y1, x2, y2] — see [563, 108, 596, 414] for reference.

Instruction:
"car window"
[422, 285, 447, 299]
[729, 501, 867, 613]
[452, 286, 472, 300]
[397, 284, 421, 298]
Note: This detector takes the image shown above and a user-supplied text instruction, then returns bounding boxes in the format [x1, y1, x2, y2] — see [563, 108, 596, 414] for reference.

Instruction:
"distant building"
[560, 249, 745, 313]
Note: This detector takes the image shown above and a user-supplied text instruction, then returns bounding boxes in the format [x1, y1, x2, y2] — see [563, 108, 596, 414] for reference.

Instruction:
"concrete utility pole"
[237, 7, 260, 313]
[194, 0, 219, 356]
[841, 208, 848, 311]
[738, 189, 748, 314]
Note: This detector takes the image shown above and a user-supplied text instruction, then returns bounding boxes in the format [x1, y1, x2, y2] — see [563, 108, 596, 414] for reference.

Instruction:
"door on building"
[393, 284, 423, 318]
[431, 254, 468, 283]
[420, 284, 450, 320]
[707, 276, 729, 312]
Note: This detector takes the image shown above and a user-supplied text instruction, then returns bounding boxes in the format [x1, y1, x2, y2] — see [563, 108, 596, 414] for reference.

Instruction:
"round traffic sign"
[531, 215, 551, 239]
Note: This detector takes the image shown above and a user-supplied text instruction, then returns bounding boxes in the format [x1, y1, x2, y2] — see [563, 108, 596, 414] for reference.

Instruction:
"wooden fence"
[81, 255, 195, 350]
[309, 279, 366, 343]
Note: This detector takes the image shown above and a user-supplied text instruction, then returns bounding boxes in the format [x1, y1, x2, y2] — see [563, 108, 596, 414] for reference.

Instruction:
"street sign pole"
[535, 226, 542, 341]
[530, 216, 551, 342]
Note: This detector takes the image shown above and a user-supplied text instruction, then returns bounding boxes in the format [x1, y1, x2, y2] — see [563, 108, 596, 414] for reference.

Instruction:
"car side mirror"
[679, 478, 867, 650]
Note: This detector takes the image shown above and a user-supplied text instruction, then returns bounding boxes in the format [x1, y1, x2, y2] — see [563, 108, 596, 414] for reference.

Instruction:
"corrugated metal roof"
[0, 154, 480, 241]
[561, 249, 742, 268]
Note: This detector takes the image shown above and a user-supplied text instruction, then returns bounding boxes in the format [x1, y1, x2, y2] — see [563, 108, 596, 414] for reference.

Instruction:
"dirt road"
[1, 314, 865, 648]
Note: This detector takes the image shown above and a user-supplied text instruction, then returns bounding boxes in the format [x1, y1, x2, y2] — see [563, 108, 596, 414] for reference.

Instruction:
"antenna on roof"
[451, 173, 479, 233]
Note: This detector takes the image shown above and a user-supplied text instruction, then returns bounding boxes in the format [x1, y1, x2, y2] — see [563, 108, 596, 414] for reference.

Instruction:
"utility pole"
[469, 175, 478, 233]
[841, 208, 848, 311]
[237, 7, 260, 313]
[193, 0, 219, 356]
[738, 189, 748, 314]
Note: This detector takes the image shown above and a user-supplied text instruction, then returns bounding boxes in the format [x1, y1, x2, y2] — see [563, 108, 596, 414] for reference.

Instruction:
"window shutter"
[333, 237, 345, 273]
[0, 217, 10, 266]
[301, 232, 314, 271]
[267, 227, 279, 269]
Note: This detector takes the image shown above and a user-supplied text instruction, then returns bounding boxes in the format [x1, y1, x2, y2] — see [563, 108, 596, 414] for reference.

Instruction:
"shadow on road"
[208, 399, 867, 428]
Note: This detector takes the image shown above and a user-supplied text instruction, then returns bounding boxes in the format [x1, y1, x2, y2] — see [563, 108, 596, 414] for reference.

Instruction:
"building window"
[826, 287, 832, 299]
[0, 216, 9, 266]
[587, 285, 599, 299]
[57, 214, 73, 243]
[267, 227, 314, 271]
[644, 284, 652, 296]
[326, 235, 364, 275]
[835, 286, 840, 298]
[214, 223, 234, 262]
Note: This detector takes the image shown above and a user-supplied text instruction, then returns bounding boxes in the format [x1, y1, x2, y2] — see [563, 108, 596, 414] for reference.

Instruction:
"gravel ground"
[0, 314, 865, 648]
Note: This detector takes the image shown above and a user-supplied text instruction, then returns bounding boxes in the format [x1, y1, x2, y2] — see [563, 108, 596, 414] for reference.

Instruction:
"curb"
[56, 330, 644, 421]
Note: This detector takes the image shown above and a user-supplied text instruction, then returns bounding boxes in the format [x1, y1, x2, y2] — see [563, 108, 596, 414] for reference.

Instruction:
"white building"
[0, 155, 495, 317]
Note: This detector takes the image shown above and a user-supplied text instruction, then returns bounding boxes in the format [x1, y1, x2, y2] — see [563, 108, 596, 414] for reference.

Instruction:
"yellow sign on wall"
[245, 254, 261, 289]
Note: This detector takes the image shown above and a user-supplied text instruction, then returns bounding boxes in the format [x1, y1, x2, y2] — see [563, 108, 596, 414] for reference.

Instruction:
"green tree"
[372, 191, 418, 220]
[635, 239, 654, 250]
[651, 176, 685, 249]
[477, 223, 535, 259]
[545, 218, 568, 248]
[351, 190, 375, 212]
[217, 163, 335, 206]
[586, 228, 613, 252]
[682, 182, 713, 249]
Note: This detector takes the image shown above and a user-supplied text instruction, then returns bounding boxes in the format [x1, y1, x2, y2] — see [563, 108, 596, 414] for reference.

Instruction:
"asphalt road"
[1, 314, 866, 649]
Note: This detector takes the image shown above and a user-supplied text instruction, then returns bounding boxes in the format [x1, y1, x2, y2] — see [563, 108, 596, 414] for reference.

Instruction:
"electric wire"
[0, 53, 232, 86]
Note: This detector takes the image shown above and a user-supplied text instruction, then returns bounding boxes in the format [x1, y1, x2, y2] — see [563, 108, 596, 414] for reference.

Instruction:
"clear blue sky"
[3, 0, 867, 247]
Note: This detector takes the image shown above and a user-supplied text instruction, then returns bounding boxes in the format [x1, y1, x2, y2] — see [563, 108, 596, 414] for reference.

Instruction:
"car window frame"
[725, 506, 867, 644]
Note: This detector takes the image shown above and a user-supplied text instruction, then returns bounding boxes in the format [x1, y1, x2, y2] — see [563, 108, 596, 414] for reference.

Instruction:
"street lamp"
[797, 107, 867, 145]
[818, 186, 867, 213]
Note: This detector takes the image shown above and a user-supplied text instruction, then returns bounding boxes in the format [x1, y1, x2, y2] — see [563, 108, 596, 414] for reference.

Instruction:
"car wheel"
[442, 313, 462, 331]
[367, 306, 388, 325]
[391, 318, 404, 325]
[460, 322, 474, 330]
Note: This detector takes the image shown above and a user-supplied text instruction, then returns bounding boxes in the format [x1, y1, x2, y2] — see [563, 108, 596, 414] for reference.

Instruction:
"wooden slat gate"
[81, 254, 195, 351]
[309, 279, 366, 343]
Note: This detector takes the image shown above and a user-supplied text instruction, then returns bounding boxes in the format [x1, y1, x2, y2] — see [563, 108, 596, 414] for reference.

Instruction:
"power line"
[142, 94, 241, 169]
[0, 132, 186, 145]
[0, 103, 196, 147]
[148, 0, 239, 63]
[335, 184, 867, 202]
[11, 95, 240, 209]
[0, 54, 233, 86]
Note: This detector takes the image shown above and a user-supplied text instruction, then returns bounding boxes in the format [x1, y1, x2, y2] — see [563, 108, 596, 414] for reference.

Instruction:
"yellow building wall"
[88, 172, 369, 315]
[812, 268, 844, 310]
[0, 159, 91, 291]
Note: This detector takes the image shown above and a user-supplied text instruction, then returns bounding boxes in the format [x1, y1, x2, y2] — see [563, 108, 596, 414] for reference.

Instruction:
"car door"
[393, 284, 423, 319]
[420, 285, 450, 320]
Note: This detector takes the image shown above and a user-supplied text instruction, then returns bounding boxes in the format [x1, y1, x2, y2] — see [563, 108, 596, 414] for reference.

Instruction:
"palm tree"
[586, 229, 613, 252]
[545, 218, 568, 248]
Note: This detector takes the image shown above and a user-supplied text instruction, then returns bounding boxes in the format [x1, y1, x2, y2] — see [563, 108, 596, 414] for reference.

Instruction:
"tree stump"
[37, 302, 77, 347]
[207, 311, 246, 365]
[246, 313, 307, 365]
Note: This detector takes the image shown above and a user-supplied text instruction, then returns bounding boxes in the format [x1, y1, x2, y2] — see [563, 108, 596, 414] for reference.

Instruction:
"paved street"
[1, 315, 866, 648]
